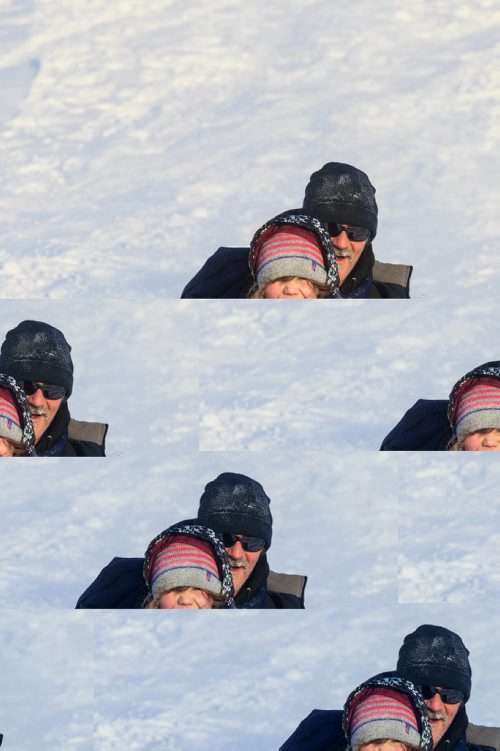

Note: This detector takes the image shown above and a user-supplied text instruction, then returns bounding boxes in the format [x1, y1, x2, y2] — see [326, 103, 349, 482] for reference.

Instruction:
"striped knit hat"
[348, 687, 421, 751]
[253, 225, 327, 289]
[149, 534, 222, 598]
[452, 376, 500, 440]
[0, 386, 23, 444]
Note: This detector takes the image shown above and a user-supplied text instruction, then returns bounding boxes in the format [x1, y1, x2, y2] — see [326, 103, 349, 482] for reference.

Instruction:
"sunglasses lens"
[440, 689, 463, 704]
[328, 223, 370, 242]
[222, 533, 265, 552]
[420, 686, 464, 704]
[242, 536, 265, 552]
[348, 227, 371, 242]
[24, 381, 66, 399]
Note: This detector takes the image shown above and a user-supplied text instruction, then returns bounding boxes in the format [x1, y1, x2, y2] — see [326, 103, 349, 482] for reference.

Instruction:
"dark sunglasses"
[23, 381, 66, 400]
[222, 533, 266, 552]
[328, 222, 371, 242]
[419, 685, 464, 704]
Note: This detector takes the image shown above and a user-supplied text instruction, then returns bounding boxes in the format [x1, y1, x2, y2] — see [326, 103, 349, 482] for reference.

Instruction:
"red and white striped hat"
[348, 687, 421, 750]
[150, 534, 222, 597]
[254, 225, 327, 288]
[453, 376, 500, 439]
[0, 387, 23, 445]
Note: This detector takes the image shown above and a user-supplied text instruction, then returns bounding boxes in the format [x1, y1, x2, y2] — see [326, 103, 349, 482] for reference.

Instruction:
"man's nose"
[226, 539, 244, 557]
[28, 387, 44, 406]
[427, 692, 444, 711]
[332, 229, 349, 249]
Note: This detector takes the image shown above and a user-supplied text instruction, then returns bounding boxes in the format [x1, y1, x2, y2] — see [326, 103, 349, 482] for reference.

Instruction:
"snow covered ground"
[92, 604, 500, 750]
[198, 295, 498, 451]
[1, 1, 500, 749]
[399, 454, 500, 603]
[1, 1, 500, 298]
[0, 612, 93, 750]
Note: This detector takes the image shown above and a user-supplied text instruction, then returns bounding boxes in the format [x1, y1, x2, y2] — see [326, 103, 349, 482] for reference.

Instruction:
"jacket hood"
[249, 213, 340, 297]
[0, 373, 35, 455]
[448, 360, 500, 430]
[342, 673, 433, 751]
[143, 521, 234, 607]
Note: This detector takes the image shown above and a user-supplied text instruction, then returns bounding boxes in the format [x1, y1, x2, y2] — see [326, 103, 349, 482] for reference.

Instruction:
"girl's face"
[0, 437, 15, 457]
[159, 586, 213, 609]
[359, 741, 412, 751]
[463, 428, 500, 451]
[264, 277, 319, 298]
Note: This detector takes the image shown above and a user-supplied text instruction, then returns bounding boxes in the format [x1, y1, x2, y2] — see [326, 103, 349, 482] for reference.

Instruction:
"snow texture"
[399, 455, 500, 603]
[1, 1, 500, 749]
[0, 1, 500, 298]
[91, 605, 500, 751]
[199, 297, 500, 451]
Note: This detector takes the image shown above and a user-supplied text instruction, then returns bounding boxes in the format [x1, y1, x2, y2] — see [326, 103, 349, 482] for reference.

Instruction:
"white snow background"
[91, 604, 500, 751]
[399, 454, 500, 603]
[0, 1, 500, 298]
[0, 612, 93, 751]
[198, 296, 500, 450]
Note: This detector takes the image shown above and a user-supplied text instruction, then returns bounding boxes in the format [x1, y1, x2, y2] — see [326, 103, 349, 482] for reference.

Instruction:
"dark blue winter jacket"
[181, 245, 411, 299]
[76, 557, 147, 608]
[75, 555, 305, 609]
[380, 399, 451, 450]
[279, 699, 493, 751]
[279, 709, 343, 751]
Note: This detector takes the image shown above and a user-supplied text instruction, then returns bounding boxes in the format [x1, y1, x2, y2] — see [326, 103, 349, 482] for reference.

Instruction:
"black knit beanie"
[397, 625, 472, 702]
[197, 472, 273, 549]
[302, 162, 378, 238]
[0, 320, 73, 397]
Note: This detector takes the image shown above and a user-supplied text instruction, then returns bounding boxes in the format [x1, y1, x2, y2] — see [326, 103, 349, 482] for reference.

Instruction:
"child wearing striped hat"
[343, 675, 432, 751]
[143, 522, 234, 609]
[0, 375, 35, 457]
[448, 362, 500, 450]
[248, 213, 340, 299]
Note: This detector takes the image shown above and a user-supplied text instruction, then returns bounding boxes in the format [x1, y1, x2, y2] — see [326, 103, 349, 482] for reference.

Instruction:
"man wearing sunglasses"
[279, 624, 499, 751]
[75, 472, 306, 609]
[396, 625, 498, 751]
[0, 320, 107, 456]
[197, 472, 306, 608]
[181, 161, 411, 299]
[301, 162, 410, 298]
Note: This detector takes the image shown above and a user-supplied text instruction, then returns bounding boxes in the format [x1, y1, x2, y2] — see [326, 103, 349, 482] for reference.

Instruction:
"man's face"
[25, 383, 64, 443]
[424, 688, 461, 747]
[224, 534, 263, 594]
[329, 225, 368, 285]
